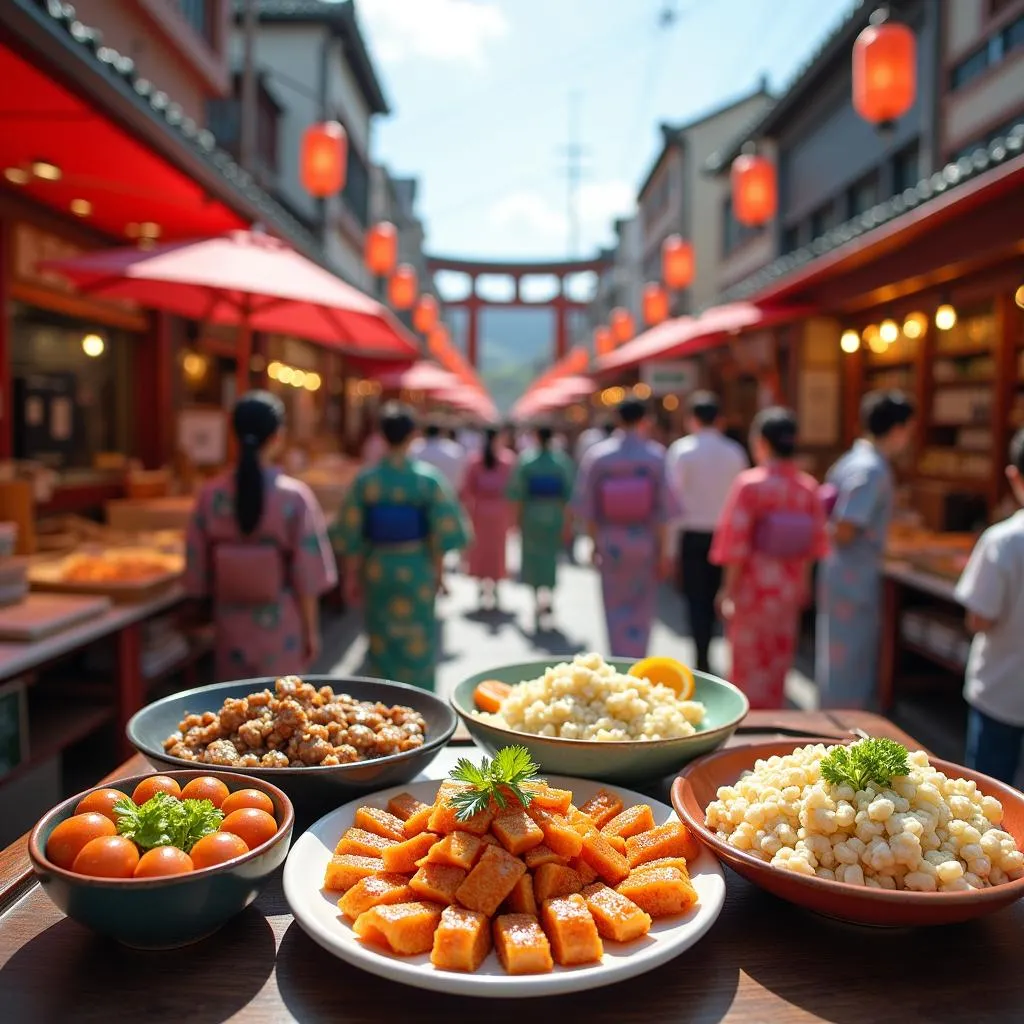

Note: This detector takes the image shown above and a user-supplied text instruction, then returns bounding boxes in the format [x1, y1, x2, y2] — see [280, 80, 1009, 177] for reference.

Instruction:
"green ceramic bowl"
[451, 659, 749, 784]
[28, 770, 293, 949]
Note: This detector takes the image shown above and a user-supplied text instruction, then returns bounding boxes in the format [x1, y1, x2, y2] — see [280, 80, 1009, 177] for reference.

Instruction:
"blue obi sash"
[364, 504, 429, 545]
[526, 473, 564, 499]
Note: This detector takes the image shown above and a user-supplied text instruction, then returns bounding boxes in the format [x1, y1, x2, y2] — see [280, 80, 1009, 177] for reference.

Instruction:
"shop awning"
[434, 387, 498, 422]
[378, 361, 461, 393]
[512, 374, 593, 419]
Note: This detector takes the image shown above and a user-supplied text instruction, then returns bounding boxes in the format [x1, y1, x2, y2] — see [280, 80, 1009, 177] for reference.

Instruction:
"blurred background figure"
[361, 414, 387, 467]
[508, 424, 576, 628]
[184, 391, 336, 681]
[461, 426, 515, 611]
[711, 407, 828, 710]
[410, 420, 467, 494]
[337, 403, 470, 691]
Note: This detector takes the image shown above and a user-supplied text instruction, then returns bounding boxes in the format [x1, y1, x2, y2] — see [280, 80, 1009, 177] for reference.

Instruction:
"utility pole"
[565, 91, 583, 259]
[240, 0, 258, 173]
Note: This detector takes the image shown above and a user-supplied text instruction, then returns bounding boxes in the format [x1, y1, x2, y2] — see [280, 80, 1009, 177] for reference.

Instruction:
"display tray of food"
[27, 547, 184, 602]
[284, 746, 726, 997]
[0, 592, 112, 642]
[673, 737, 1024, 927]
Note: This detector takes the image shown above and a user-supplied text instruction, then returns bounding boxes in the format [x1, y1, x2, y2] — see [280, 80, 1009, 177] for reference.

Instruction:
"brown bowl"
[671, 739, 1024, 927]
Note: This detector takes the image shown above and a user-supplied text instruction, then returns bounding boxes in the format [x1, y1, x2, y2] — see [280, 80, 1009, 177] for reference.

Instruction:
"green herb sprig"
[114, 793, 224, 853]
[820, 737, 911, 792]
[448, 746, 542, 822]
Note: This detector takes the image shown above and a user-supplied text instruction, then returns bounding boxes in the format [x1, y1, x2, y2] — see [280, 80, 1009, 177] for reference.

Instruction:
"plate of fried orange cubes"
[284, 746, 725, 996]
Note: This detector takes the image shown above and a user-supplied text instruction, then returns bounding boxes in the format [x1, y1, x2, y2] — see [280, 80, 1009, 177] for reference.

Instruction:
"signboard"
[177, 407, 228, 467]
[798, 369, 840, 446]
[640, 360, 699, 396]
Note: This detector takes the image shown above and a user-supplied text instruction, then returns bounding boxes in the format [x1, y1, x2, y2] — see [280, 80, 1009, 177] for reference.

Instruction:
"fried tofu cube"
[606, 834, 627, 855]
[523, 844, 567, 870]
[579, 789, 625, 829]
[521, 782, 573, 814]
[388, 791, 429, 822]
[409, 862, 467, 906]
[581, 882, 652, 943]
[601, 804, 656, 840]
[403, 803, 435, 838]
[381, 831, 440, 873]
[354, 805, 407, 842]
[532, 862, 583, 904]
[455, 844, 526, 916]
[506, 874, 538, 917]
[323, 854, 384, 892]
[493, 914, 554, 975]
[338, 873, 414, 920]
[335, 827, 398, 858]
[569, 855, 600, 886]
[421, 830, 484, 870]
[540, 894, 603, 966]
[353, 900, 443, 955]
[576, 823, 631, 885]
[625, 822, 700, 867]
[491, 805, 545, 855]
[617, 866, 698, 919]
[428, 782, 494, 836]
[527, 806, 584, 859]
[430, 906, 492, 972]
[479, 833, 501, 847]
[627, 856, 690, 876]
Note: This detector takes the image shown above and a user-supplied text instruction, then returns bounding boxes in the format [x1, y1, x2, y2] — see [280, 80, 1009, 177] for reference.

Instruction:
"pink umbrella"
[44, 229, 420, 398]
[378, 361, 461, 393]
[435, 387, 498, 422]
[513, 374, 592, 419]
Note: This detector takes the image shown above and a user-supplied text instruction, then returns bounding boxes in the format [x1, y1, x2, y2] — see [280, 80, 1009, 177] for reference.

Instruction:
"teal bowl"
[451, 659, 749, 784]
[28, 770, 293, 949]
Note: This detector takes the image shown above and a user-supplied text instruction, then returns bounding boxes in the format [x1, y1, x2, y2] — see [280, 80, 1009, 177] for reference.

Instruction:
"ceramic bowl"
[672, 740, 1024, 927]
[451, 659, 749, 784]
[28, 769, 294, 949]
[128, 675, 458, 812]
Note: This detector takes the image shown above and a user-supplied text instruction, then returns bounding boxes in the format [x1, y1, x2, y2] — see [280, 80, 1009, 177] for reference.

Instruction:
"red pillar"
[466, 286, 480, 370]
[0, 218, 10, 460]
[554, 295, 568, 361]
[134, 311, 175, 468]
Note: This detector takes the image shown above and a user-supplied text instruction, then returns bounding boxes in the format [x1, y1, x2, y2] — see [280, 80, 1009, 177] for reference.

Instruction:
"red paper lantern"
[853, 18, 916, 126]
[300, 122, 347, 197]
[365, 221, 398, 277]
[610, 307, 635, 344]
[427, 324, 450, 356]
[594, 325, 614, 357]
[661, 236, 694, 291]
[413, 294, 439, 334]
[731, 153, 777, 227]
[642, 282, 670, 326]
[388, 264, 417, 310]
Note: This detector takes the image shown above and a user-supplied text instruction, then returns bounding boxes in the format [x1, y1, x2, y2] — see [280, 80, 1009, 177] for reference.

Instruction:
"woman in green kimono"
[508, 425, 576, 626]
[337, 403, 470, 690]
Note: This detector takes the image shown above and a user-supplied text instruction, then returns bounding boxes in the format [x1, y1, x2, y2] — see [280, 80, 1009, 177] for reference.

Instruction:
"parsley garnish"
[448, 746, 542, 822]
[114, 793, 224, 853]
[820, 737, 911, 792]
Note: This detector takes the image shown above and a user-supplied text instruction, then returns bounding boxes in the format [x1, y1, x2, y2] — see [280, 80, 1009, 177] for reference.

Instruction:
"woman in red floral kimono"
[710, 407, 828, 709]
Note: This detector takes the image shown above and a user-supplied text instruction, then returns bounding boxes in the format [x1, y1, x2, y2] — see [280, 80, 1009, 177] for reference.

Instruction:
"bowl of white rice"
[451, 653, 748, 783]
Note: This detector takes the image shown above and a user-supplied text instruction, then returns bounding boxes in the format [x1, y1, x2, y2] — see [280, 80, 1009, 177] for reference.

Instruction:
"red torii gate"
[425, 254, 612, 369]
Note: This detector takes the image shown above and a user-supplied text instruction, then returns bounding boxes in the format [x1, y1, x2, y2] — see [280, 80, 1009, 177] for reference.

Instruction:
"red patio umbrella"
[377, 361, 461, 394]
[43, 229, 420, 399]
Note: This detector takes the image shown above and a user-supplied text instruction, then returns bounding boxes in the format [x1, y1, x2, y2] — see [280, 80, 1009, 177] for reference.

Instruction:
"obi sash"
[819, 483, 839, 518]
[213, 543, 286, 605]
[598, 475, 655, 526]
[475, 468, 507, 498]
[526, 473, 565, 499]
[364, 503, 429, 545]
[752, 511, 816, 559]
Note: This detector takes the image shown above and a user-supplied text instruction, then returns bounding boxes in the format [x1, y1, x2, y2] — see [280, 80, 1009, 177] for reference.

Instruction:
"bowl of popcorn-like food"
[672, 738, 1024, 927]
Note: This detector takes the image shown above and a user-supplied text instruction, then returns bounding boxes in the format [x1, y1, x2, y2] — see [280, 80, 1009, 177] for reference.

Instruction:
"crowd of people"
[182, 386, 1024, 786]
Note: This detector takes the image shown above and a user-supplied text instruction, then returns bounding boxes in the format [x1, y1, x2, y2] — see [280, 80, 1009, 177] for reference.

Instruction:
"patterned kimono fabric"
[462, 450, 514, 582]
[337, 456, 469, 691]
[816, 440, 894, 709]
[184, 468, 337, 682]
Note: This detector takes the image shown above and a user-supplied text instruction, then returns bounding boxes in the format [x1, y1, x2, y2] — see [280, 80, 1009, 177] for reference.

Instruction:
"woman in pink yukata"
[184, 391, 337, 681]
[711, 407, 828, 709]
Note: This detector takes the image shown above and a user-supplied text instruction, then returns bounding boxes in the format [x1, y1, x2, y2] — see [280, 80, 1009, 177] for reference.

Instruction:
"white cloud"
[357, 0, 508, 67]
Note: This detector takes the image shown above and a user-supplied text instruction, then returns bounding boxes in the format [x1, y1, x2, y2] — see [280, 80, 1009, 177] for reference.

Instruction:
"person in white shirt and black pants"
[665, 392, 748, 673]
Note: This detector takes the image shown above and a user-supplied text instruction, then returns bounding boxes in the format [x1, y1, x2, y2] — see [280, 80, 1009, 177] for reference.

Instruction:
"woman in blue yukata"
[816, 390, 914, 708]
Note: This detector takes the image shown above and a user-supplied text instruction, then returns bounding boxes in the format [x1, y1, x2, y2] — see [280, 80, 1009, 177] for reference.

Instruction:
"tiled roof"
[721, 123, 1024, 302]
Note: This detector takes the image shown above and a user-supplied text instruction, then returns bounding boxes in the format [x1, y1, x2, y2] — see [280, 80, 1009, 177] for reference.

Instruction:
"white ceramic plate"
[283, 774, 726, 998]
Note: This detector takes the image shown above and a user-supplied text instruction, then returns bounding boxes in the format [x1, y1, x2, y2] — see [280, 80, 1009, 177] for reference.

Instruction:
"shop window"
[846, 171, 880, 218]
[342, 143, 371, 228]
[781, 225, 800, 255]
[206, 76, 280, 175]
[721, 195, 761, 256]
[950, 14, 1024, 90]
[809, 200, 842, 241]
[175, 0, 216, 48]
[892, 141, 921, 193]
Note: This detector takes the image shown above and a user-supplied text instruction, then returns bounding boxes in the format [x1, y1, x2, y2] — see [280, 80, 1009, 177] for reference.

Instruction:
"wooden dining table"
[1, 709, 1020, 1023]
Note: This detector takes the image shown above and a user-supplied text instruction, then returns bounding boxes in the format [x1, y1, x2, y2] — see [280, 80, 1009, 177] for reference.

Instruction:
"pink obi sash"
[598, 476, 655, 526]
[752, 511, 816, 559]
[475, 468, 507, 498]
[213, 544, 286, 605]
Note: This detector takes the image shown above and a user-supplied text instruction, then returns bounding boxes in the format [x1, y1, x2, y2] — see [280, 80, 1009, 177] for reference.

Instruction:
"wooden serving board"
[27, 552, 183, 604]
[0, 593, 111, 642]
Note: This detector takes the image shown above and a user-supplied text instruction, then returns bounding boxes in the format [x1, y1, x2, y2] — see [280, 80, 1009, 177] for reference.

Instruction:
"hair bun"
[242, 433, 260, 447]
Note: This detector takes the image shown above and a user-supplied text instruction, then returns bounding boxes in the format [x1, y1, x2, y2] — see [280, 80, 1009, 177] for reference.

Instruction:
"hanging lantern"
[388, 264, 418, 310]
[594, 325, 614, 357]
[300, 122, 347, 197]
[413, 294, 439, 334]
[731, 152, 777, 226]
[427, 323, 450, 356]
[610, 307, 635, 343]
[642, 282, 670, 326]
[365, 221, 398, 276]
[852, 13, 916, 127]
[661, 236, 694, 291]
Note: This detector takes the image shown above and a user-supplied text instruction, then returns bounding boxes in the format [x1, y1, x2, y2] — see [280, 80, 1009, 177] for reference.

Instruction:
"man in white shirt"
[575, 420, 614, 464]
[665, 391, 748, 673]
[410, 422, 466, 494]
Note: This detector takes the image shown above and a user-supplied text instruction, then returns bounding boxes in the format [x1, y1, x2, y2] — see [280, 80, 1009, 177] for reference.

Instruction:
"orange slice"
[473, 679, 513, 713]
[629, 657, 696, 700]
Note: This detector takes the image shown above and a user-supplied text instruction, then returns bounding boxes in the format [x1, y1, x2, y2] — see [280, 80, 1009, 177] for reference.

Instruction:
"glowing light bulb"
[81, 333, 105, 358]
[840, 330, 861, 353]
[879, 319, 899, 344]
[935, 303, 957, 331]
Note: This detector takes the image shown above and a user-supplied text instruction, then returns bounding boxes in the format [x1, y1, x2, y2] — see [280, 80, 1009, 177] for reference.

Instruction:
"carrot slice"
[473, 679, 512, 713]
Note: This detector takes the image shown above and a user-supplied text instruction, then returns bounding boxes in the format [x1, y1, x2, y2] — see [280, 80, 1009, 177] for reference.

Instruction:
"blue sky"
[355, 0, 856, 261]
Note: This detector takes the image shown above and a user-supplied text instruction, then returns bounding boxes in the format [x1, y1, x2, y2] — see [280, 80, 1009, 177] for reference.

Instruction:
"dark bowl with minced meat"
[127, 675, 457, 812]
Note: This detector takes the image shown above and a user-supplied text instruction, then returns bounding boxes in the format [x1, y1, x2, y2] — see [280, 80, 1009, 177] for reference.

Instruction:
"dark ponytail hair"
[233, 390, 285, 535]
[752, 406, 798, 459]
[536, 425, 553, 449]
[482, 427, 499, 470]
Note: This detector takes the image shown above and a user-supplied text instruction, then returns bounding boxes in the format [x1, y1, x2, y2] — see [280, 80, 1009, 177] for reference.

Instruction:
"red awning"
[378, 361, 461, 393]
[512, 375, 592, 419]
[434, 387, 498, 422]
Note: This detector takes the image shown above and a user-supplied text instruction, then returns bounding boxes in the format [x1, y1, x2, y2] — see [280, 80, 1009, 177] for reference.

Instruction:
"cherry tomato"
[72, 836, 140, 878]
[219, 808, 278, 850]
[189, 831, 249, 869]
[220, 789, 275, 817]
[132, 776, 182, 805]
[74, 788, 128, 824]
[46, 813, 116, 870]
[180, 776, 230, 808]
[134, 846, 194, 878]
